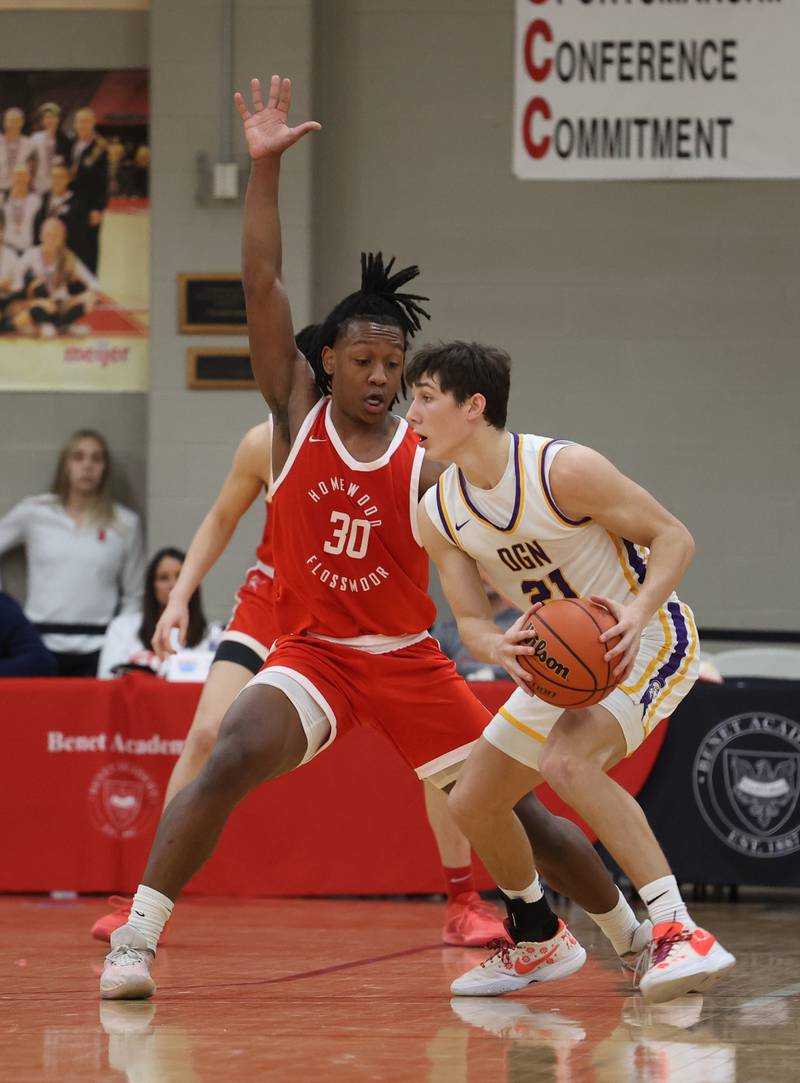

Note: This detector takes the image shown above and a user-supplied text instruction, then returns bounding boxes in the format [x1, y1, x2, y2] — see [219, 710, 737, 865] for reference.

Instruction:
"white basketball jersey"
[424, 432, 675, 614]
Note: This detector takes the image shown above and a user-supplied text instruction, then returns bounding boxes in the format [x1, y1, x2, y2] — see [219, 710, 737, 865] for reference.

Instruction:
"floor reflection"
[99, 1002, 203, 1083]
[441, 992, 736, 1083]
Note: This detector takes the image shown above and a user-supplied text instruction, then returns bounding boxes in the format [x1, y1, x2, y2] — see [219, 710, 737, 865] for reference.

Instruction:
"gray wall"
[2, 1, 797, 634]
[0, 9, 149, 601]
[146, 0, 314, 620]
[313, 0, 800, 632]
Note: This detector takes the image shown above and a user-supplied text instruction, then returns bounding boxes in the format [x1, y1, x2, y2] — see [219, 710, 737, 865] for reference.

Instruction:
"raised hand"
[234, 75, 321, 160]
[151, 595, 190, 659]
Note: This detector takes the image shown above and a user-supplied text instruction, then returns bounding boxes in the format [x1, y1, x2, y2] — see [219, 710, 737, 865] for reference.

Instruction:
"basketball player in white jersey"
[406, 341, 735, 1003]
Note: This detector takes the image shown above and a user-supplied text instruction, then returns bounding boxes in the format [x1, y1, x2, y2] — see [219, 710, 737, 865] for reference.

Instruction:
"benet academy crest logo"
[88, 761, 160, 840]
[693, 713, 800, 858]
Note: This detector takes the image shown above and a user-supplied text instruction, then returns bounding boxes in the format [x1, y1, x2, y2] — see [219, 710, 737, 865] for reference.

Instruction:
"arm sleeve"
[0, 594, 56, 677]
[118, 514, 145, 615]
[0, 500, 29, 555]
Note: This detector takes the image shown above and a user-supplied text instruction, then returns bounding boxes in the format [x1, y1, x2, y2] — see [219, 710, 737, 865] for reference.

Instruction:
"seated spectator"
[16, 217, 97, 338]
[0, 590, 56, 677]
[433, 570, 518, 681]
[0, 429, 144, 676]
[98, 547, 220, 680]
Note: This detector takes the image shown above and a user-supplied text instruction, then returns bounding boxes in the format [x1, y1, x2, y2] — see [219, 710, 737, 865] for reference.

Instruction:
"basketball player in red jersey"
[91, 372, 506, 948]
[99, 76, 649, 1000]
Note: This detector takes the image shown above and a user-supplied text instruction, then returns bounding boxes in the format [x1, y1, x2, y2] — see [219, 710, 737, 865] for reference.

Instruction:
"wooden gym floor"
[2, 894, 798, 1082]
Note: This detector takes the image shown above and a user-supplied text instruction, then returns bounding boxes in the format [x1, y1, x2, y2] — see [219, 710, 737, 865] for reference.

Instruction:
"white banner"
[513, 1, 800, 180]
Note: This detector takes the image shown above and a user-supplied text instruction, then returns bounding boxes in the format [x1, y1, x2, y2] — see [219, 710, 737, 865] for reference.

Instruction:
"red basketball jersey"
[254, 499, 273, 571]
[270, 398, 435, 638]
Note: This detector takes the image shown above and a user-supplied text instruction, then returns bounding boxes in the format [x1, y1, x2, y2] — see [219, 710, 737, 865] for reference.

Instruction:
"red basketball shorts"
[248, 633, 491, 786]
[214, 564, 278, 673]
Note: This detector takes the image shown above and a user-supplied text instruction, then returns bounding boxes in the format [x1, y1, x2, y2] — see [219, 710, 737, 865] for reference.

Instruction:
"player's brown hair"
[406, 341, 511, 429]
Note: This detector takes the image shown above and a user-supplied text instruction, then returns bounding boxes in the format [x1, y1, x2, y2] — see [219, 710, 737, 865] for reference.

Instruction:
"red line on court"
[165, 942, 447, 994]
[3, 942, 446, 1000]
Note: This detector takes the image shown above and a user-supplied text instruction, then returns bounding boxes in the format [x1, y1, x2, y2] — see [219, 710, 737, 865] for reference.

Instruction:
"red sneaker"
[91, 897, 131, 943]
[442, 891, 507, 947]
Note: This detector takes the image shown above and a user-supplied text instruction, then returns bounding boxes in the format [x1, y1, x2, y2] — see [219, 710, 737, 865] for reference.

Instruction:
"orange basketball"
[517, 598, 621, 708]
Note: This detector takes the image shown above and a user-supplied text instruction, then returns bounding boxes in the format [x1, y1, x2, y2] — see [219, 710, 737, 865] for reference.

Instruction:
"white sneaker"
[638, 921, 736, 1004]
[99, 925, 156, 1000]
[450, 919, 586, 997]
[619, 918, 652, 972]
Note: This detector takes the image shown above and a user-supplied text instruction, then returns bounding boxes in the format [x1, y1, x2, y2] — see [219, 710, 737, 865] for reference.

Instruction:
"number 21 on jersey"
[522, 567, 578, 605]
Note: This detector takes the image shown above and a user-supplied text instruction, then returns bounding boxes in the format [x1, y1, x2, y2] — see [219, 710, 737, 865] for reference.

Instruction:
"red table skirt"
[2, 676, 665, 895]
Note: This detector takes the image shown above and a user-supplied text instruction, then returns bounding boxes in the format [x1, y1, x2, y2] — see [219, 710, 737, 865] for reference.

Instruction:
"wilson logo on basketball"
[530, 632, 571, 681]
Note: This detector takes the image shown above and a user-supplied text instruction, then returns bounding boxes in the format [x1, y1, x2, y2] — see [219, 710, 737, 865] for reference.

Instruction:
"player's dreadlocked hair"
[309, 253, 430, 398]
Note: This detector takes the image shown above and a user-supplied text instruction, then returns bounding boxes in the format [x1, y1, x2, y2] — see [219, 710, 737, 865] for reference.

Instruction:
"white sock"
[586, 888, 641, 956]
[500, 874, 544, 904]
[638, 875, 694, 929]
[126, 884, 174, 952]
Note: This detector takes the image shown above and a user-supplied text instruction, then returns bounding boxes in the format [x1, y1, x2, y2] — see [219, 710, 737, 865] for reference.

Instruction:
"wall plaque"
[186, 348, 256, 390]
[178, 273, 247, 333]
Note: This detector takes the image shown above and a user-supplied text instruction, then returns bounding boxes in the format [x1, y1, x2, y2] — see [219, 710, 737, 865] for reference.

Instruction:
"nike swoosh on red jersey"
[309, 436, 327, 443]
[514, 944, 559, 975]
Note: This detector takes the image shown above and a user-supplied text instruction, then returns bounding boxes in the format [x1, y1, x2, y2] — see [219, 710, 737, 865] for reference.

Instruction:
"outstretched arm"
[235, 75, 321, 449]
[549, 445, 696, 680]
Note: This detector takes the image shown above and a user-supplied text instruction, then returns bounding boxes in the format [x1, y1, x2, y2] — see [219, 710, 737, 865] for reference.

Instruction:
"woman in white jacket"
[0, 429, 143, 676]
[99, 547, 218, 679]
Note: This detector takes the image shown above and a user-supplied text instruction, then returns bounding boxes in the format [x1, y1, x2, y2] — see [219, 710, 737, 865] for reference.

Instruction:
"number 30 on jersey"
[323, 511, 372, 560]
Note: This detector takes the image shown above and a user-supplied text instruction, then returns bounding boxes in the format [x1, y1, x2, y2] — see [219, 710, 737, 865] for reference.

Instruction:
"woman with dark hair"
[98, 548, 218, 679]
[0, 428, 144, 676]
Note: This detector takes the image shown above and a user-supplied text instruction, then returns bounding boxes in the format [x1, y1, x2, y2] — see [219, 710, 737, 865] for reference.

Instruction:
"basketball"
[517, 598, 621, 708]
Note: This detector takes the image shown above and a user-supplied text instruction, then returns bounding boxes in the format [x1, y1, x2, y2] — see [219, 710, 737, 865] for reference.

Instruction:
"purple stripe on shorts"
[640, 602, 688, 710]
[623, 538, 648, 585]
